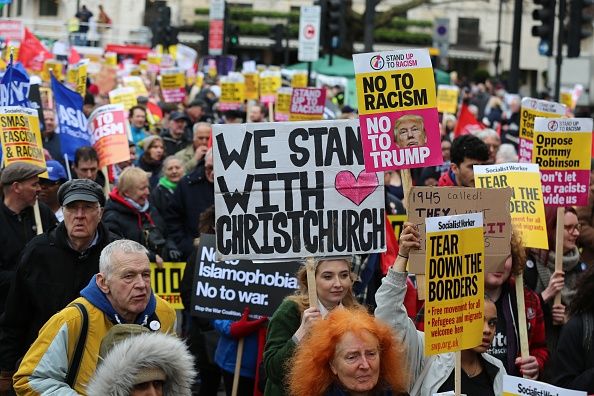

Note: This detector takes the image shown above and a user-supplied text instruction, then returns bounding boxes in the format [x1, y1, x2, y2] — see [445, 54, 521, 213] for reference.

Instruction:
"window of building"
[457, 17, 480, 47]
[39, 0, 59, 16]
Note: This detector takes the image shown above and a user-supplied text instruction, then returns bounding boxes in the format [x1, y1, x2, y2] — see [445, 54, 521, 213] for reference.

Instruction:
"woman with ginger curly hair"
[263, 258, 361, 396]
[288, 307, 408, 396]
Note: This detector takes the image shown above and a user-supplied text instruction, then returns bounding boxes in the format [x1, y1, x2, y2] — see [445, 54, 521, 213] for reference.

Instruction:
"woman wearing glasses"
[525, 206, 588, 381]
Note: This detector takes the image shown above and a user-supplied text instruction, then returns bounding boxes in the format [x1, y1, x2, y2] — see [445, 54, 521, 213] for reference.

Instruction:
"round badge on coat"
[526, 259, 534, 269]
[149, 320, 161, 331]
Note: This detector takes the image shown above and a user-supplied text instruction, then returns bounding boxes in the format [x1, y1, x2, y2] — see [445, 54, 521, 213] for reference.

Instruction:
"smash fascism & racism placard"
[353, 48, 443, 172]
[213, 119, 386, 260]
[0, 106, 47, 174]
[532, 117, 592, 206]
[424, 212, 485, 355]
[407, 186, 512, 274]
[191, 234, 301, 320]
[518, 98, 566, 163]
[474, 163, 548, 250]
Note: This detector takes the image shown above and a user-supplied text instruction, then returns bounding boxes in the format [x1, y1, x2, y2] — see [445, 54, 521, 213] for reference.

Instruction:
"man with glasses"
[0, 179, 118, 393]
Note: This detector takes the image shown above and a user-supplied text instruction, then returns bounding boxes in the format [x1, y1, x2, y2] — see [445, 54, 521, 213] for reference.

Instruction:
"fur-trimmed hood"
[87, 332, 196, 396]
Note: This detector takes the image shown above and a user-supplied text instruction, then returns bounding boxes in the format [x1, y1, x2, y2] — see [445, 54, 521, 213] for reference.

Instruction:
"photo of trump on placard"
[394, 114, 427, 148]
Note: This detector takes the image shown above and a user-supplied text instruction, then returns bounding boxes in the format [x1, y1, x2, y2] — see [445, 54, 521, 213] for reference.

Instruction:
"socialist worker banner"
[353, 49, 443, 172]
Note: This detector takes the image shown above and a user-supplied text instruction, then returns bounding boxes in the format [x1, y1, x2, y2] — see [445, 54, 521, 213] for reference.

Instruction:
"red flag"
[68, 46, 81, 64]
[380, 214, 399, 275]
[18, 28, 52, 71]
[454, 103, 485, 137]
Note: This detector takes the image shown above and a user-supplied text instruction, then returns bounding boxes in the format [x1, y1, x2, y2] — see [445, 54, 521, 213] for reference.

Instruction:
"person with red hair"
[288, 307, 408, 396]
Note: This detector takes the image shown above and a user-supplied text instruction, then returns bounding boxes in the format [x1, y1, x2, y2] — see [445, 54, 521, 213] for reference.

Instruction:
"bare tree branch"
[375, 0, 432, 27]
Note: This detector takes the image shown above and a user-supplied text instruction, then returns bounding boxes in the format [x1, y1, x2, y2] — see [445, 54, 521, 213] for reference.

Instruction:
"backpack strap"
[65, 302, 89, 388]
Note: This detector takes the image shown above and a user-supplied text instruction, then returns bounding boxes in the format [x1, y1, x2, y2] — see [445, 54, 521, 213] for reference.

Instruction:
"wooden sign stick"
[554, 207, 564, 307]
[401, 169, 425, 299]
[454, 350, 461, 396]
[268, 101, 274, 122]
[33, 200, 43, 235]
[102, 166, 111, 198]
[306, 257, 318, 308]
[231, 338, 245, 396]
[515, 272, 530, 371]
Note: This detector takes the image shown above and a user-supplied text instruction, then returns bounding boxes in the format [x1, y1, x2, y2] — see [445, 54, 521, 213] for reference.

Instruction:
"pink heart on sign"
[335, 170, 379, 206]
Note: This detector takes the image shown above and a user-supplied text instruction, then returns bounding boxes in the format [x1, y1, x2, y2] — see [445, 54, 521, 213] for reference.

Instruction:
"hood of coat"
[86, 332, 196, 396]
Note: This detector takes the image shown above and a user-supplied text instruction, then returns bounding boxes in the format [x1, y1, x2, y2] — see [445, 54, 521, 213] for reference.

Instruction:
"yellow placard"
[160, 71, 185, 90]
[275, 89, 292, 121]
[123, 76, 148, 97]
[195, 72, 204, 89]
[150, 262, 185, 310]
[518, 98, 566, 162]
[42, 60, 64, 82]
[560, 89, 573, 109]
[168, 44, 178, 60]
[424, 213, 484, 356]
[387, 214, 407, 242]
[291, 72, 308, 88]
[532, 131, 591, 170]
[67, 62, 88, 97]
[475, 164, 548, 250]
[0, 107, 48, 175]
[104, 52, 117, 67]
[220, 81, 245, 108]
[436, 85, 459, 114]
[244, 72, 259, 100]
[109, 87, 137, 111]
[355, 67, 437, 115]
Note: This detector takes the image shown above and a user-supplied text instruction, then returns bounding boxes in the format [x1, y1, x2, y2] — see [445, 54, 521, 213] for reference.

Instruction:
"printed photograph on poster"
[191, 234, 301, 320]
[353, 48, 443, 172]
[213, 119, 386, 260]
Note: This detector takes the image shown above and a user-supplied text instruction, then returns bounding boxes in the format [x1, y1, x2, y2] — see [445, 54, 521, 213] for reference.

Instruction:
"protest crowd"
[0, 22, 593, 396]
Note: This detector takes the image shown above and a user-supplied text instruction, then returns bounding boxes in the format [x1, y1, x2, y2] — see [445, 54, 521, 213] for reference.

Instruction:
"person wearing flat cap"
[0, 179, 119, 393]
[0, 162, 57, 316]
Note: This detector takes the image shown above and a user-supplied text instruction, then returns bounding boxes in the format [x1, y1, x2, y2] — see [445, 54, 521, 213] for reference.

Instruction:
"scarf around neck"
[536, 247, 581, 306]
[158, 176, 177, 192]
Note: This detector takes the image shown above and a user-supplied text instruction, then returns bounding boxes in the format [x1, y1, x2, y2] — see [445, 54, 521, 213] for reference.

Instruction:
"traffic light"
[327, 0, 345, 49]
[531, 0, 556, 57]
[270, 24, 285, 52]
[567, 0, 593, 58]
[228, 24, 240, 48]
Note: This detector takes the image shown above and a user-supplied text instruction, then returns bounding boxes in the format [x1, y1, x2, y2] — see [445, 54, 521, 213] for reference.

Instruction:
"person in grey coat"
[374, 222, 506, 396]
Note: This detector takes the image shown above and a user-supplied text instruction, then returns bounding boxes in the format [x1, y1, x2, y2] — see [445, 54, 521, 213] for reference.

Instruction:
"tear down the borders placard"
[213, 119, 386, 260]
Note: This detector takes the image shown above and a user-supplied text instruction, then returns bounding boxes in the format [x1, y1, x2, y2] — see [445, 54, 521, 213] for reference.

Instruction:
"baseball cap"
[58, 179, 106, 206]
[170, 111, 189, 122]
[0, 162, 46, 185]
[42, 160, 67, 183]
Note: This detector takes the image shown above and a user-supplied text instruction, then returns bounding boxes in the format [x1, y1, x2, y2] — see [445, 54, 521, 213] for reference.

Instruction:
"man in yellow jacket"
[12, 239, 176, 396]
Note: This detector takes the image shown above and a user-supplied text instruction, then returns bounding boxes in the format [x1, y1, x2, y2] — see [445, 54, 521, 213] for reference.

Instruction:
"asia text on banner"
[532, 117, 592, 207]
[191, 234, 301, 320]
[518, 98, 566, 163]
[474, 163, 548, 250]
[424, 212, 485, 355]
[213, 119, 386, 260]
[407, 186, 512, 274]
[353, 49, 443, 171]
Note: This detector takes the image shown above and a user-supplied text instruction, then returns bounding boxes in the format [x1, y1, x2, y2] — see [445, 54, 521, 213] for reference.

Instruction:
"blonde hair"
[286, 258, 360, 313]
[117, 167, 149, 196]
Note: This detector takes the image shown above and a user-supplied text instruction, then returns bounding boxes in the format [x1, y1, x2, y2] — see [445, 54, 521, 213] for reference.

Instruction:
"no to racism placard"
[502, 375, 586, 396]
[474, 163, 548, 250]
[424, 212, 484, 355]
[353, 49, 442, 172]
[518, 98, 566, 163]
[533, 117, 592, 206]
[259, 69, 282, 104]
[213, 119, 386, 260]
[289, 87, 325, 121]
[436, 85, 459, 114]
[160, 68, 185, 103]
[150, 261, 185, 310]
[0, 106, 47, 172]
[275, 87, 292, 122]
[407, 186, 512, 274]
[191, 234, 301, 320]
[89, 104, 131, 168]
